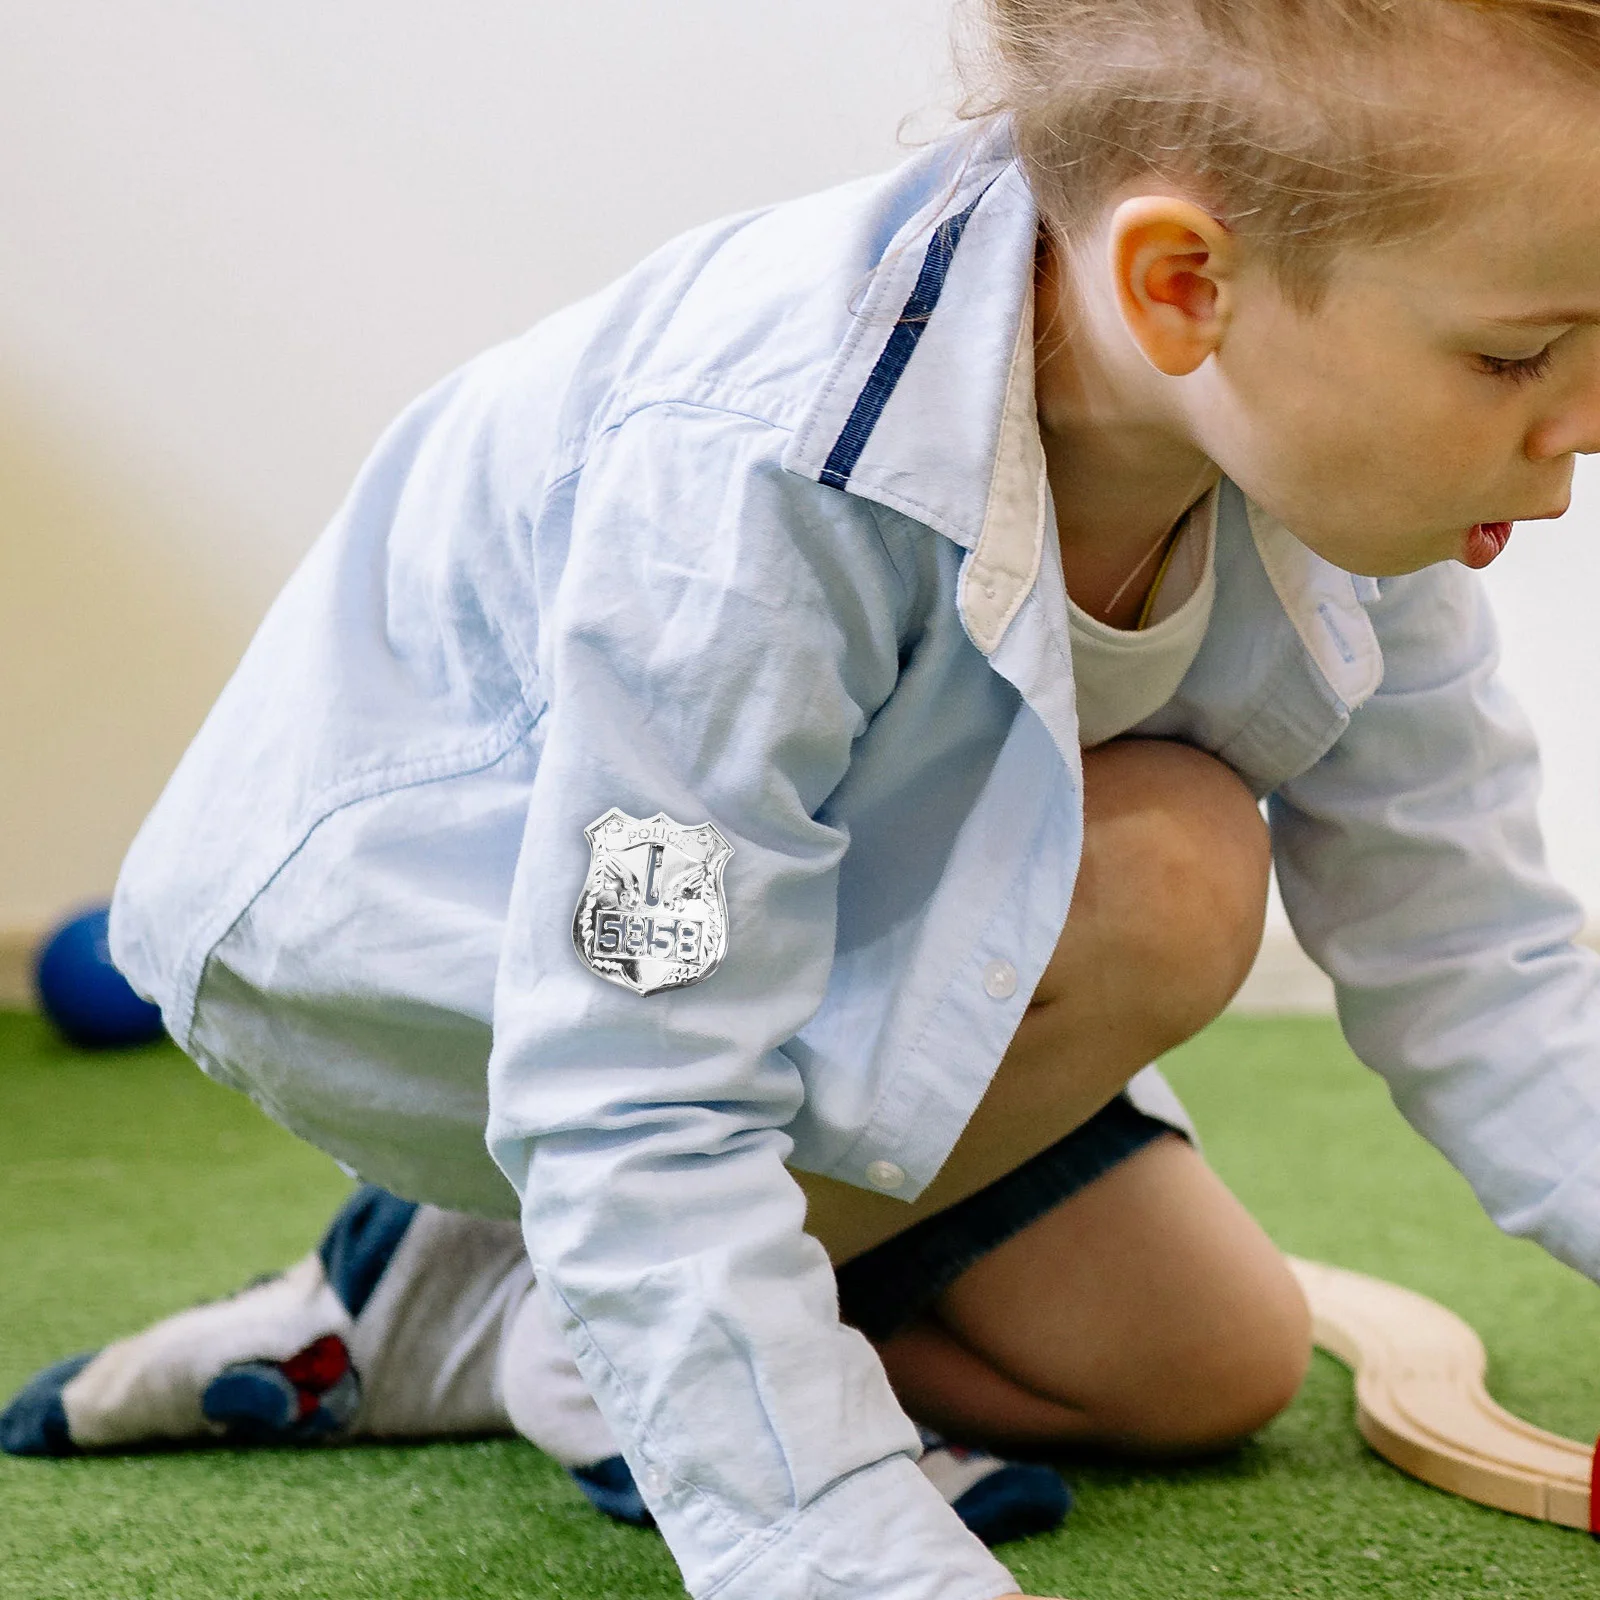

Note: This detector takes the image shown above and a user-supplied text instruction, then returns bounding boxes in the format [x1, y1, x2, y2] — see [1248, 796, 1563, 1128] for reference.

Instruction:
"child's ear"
[1107, 196, 1237, 377]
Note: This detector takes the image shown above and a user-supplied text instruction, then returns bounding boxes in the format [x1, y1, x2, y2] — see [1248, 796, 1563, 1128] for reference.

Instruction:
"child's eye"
[1474, 346, 1557, 384]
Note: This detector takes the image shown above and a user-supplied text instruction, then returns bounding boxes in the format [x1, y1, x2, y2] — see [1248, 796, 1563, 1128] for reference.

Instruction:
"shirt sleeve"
[1271, 560, 1600, 1283]
[485, 403, 1019, 1600]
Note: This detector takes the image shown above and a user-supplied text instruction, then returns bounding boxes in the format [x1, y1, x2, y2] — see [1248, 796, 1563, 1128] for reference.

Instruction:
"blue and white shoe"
[0, 1254, 361, 1456]
[0, 1186, 422, 1457]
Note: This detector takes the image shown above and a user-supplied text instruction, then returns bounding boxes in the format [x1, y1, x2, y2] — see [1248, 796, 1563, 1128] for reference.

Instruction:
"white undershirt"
[1065, 481, 1219, 749]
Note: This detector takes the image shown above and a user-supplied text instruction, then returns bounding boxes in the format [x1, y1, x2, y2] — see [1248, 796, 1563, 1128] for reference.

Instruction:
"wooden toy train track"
[1289, 1257, 1599, 1533]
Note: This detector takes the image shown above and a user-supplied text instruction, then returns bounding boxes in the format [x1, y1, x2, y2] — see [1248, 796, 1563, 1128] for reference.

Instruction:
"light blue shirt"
[112, 122, 1600, 1600]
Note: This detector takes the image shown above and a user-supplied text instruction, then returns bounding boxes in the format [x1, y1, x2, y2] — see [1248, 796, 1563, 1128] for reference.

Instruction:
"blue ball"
[33, 906, 165, 1050]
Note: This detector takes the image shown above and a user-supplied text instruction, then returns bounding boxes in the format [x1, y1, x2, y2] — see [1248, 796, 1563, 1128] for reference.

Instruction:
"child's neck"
[1034, 234, 1220, 630]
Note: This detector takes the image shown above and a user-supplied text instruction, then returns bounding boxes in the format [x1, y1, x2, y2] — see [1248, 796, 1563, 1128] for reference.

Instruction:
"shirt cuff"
[679, 1452, 1020, 1600]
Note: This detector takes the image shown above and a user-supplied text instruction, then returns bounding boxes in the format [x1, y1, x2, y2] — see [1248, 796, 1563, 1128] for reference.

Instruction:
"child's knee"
[1096, 1257, 1313, 1456]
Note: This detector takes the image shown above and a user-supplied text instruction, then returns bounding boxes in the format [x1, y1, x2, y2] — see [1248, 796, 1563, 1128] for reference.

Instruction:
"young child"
[10, 1, 1600, 1596]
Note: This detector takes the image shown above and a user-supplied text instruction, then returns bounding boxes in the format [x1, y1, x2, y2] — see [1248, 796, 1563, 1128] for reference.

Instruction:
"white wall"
[4, 1, 1599, 953]
[1480, 484, 1600, 911]
[0, 0, 958, 927]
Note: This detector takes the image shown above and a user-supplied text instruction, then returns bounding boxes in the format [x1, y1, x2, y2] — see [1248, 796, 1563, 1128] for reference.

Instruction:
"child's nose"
[1526, 354, 1600, 460]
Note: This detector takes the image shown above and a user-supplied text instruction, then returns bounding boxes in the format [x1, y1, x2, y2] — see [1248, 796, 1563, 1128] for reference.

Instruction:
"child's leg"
[874, 1133, 1311, 1456]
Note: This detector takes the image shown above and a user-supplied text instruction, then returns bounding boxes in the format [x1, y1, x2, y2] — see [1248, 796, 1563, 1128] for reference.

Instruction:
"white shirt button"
[982, 959, 1018, 999]
[641, 1466, 666, 1496]
[865, 1159, 906, 1191]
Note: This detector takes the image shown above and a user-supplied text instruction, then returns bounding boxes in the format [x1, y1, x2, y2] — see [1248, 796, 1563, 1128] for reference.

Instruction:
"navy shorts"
[832, 1093, 1179, 1344]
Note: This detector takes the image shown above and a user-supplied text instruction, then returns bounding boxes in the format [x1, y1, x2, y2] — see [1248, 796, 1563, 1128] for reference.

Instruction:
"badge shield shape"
[572, 810, 733, 995]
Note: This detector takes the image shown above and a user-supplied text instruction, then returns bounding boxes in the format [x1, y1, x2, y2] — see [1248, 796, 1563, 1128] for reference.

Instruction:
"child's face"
[1191, 110, 1600, 578]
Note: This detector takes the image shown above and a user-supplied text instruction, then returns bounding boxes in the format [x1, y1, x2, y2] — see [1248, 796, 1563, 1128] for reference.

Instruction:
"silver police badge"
[572, 809, 734, 995]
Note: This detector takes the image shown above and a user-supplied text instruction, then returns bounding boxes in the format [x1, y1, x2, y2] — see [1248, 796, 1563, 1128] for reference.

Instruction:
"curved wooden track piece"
[1288, 1257, 1595, 1531]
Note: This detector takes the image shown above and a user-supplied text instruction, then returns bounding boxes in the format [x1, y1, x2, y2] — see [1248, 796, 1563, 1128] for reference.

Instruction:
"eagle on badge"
[572, 809, 733, 995]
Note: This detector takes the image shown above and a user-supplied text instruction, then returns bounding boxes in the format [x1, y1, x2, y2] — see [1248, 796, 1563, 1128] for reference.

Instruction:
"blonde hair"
[966, 0, 1600, 315]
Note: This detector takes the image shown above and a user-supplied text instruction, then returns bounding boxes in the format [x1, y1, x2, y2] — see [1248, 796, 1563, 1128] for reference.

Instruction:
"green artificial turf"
[2, 1008, 1597, 1599]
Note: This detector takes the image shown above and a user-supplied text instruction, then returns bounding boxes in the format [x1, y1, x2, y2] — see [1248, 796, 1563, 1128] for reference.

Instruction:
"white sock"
[37, 1198, 533, 1451]
[60, 1256, 353, 1448]
[496, 1273, 620, 1466]
[346, 1206, 528, 1439]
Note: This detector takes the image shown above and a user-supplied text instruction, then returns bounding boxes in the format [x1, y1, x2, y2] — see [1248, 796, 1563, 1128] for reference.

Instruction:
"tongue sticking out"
[1462, 521, 1513, 569]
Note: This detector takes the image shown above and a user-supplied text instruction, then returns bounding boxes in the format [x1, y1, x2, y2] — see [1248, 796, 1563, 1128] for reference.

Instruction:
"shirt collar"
[782, 126, 1047, 653]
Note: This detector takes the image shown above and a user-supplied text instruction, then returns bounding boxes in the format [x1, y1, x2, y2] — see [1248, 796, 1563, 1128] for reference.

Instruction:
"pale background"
[3, 1, 1598, 1010]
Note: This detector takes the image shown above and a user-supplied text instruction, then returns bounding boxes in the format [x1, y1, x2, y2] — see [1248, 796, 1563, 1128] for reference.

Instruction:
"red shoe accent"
[1589, 1431, 1599, 1536]
[280, 1335, 350, 1394]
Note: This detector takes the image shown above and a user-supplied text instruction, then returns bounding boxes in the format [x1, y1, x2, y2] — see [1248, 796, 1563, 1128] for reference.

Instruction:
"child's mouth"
[1460, 521, 1513, 569]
